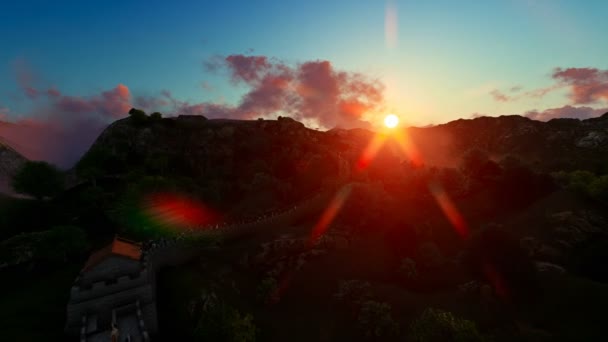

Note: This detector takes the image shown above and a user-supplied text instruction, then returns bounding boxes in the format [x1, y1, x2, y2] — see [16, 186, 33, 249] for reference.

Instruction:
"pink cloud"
[144, 55, 385, 128]
[13, 59, 40, 99]
[552, 67, 608, 104]
[524, 105, 608, 121]
[54, 84, 131, 119]
[225, 55, 271, 84]
[0, 116, 106, 168]
[490, 89, 511, 102]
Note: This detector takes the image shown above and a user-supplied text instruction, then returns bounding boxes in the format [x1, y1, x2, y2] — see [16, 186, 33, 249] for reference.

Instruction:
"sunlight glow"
[384, 114, 399, 128]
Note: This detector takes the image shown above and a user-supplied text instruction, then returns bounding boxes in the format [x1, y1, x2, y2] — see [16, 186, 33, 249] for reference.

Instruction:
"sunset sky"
[1, 0, 608, 166]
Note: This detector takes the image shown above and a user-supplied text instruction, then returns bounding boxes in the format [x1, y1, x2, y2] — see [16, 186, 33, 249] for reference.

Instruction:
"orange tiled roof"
[82, 236, 142, 271]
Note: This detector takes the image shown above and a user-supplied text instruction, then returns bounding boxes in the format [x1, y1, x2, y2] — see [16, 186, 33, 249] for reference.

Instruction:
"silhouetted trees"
[407, 308, 487, 342]
[12, 161, 65, 200]
[463, 227, 539, 304]
[128, 107, 148, 125]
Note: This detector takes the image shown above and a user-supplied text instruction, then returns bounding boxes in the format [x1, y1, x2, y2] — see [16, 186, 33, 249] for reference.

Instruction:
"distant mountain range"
[1, 112, 607, 196]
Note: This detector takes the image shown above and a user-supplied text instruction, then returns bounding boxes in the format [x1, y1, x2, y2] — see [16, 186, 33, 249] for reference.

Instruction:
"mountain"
[79, 112, 608, 183]
[0, 137, 28, 195]
[409, 113, 608, 171]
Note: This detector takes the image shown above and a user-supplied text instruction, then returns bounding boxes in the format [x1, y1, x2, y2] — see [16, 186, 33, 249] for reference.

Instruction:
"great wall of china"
[66, 184, 344, 341]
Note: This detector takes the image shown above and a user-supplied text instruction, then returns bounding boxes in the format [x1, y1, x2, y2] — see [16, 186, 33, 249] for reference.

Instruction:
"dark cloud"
[552, 67, 608, 104]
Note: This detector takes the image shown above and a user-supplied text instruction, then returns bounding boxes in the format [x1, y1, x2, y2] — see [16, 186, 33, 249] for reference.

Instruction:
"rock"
[550, 211, 606, 249]
[576, 131, 607, 148]
[535, 261, 566, 274]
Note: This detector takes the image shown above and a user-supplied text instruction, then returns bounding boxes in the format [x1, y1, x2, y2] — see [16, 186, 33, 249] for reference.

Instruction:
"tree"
[408, 308, 487, 342]
[150, 112, 163, 120]
[357, 301, 399, 339]
[128, 107, 148, 125]
[12, 161, 64, 200]
[463, 227, 538, 303]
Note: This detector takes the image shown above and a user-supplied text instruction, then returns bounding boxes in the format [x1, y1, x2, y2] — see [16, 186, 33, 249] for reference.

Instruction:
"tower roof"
[82, 236, 142, 271]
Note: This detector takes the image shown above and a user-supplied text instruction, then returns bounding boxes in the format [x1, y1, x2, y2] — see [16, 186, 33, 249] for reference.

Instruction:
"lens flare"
[428, 182, 469, 239]
[309, 185, 352, 247]
[142, 192, 217, 230]
[385, 2, 398, 49]
[356, 133, 388, 171]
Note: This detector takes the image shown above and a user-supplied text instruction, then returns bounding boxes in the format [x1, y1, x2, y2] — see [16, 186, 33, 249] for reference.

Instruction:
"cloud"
[53, 84, 131, 119]
[211, 55, 384, 129]
[144, 55, 385, 129]
[0, 116, 107, 168]
[225, 55, 272, 84]
[510, 86, 522, 93]
[552, 67, 608, 104]
[490, 89, 512, 102]
[1, 81, 132, 167]
[524, 105, 608, 121]
[13, 58, 40, 99]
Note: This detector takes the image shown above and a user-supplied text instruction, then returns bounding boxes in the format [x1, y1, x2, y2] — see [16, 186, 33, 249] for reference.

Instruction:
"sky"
[1, 0, 608, 167]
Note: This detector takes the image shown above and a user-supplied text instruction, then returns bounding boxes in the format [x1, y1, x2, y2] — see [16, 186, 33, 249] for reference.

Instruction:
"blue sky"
[1, 0, 608, 165]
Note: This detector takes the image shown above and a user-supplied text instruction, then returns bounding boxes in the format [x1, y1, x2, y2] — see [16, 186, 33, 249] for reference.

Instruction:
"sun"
[384, 114, 399, 128]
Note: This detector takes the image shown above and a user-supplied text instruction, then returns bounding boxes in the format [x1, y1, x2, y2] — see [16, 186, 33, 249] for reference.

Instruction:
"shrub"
[12, 161, 65, 200]
[192, 290, 257, 341]
[552, 170, 608, 203]
[256, 277, 278, 304]
[334, 279, 373, 306]
[128, 107, 148, 125]
[0, 225, 88, 265]
[357, 300, 399, 338]
[463, 227, 538, 303]
[408, 308, 486, 342]
[150, 112, 163, 120]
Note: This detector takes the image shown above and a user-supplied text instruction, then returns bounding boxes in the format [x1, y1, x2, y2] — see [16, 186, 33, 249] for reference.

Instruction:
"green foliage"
[357, 300, 399, 339]
[229, 311, 257, 342]
[128, 107, 148, 125]
[192, 290, 257, 341]
[334, 279, 373, 314]
[150, 112, 163, 120]
[0, 225, 88, 265]
[553, 170, 608, 203]
[12, 161, 64, 199]
[256, 277, 278, 304]
[408, 308, 487, 342]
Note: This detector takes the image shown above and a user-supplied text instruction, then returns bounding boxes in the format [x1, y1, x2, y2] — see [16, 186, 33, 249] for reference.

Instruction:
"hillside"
[0, 138, 27, 195]
[408, 113, 608, 171]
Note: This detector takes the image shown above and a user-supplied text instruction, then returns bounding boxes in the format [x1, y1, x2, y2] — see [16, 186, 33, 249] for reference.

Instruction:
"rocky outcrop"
[0, 140, 27, 194]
